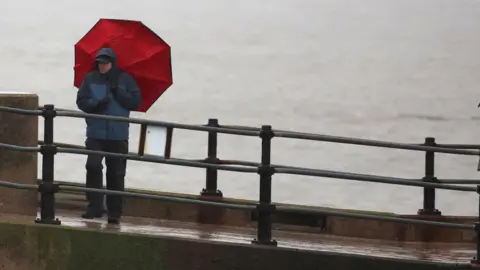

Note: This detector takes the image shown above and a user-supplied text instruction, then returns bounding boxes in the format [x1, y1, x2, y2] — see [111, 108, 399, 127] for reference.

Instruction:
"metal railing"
[0, 104, 480, 263]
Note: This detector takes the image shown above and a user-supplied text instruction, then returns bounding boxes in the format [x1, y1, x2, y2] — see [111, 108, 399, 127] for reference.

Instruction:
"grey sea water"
[1, 0, 480, 215]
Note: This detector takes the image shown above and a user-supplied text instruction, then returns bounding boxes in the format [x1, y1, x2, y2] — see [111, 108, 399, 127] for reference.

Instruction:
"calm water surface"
[1, 0, 480, 215]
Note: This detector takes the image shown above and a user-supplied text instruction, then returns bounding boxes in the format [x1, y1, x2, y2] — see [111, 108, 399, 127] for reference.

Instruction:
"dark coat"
[76, 48, 142, 140]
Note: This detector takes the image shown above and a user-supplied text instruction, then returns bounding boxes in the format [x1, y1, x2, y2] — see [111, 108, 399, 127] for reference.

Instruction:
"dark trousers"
[85, 138, 128, 218]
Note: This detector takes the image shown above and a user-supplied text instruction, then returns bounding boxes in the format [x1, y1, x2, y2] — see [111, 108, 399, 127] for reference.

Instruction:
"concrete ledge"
[45, 181, 477, 243]
[0, 92, 38, 216]
[0, 220, 472, 270]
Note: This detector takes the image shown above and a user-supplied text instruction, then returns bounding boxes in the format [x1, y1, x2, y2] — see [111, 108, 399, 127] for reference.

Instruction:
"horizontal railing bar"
[222, 124, 480, 155]
[221, 158, 477, 191]
[38, 141, 83, 149]
[38, 107, 76, 112]
[0, 105, 476, 153]
[8, 107, 480, 154]
[32, 143, 480, 186]
[35, 143, 264, 168]
[0, 179, 254, 210]
[0, 105, 43, 116]
[435, 144, 480, 149]
[0, 179, 474, 230]
[0, 143, 40, 153]
[1, 178, 472, 230]
[37, 143, 479, 191]
[219, 159, 260, 167]
[215, 125, 480, 151]
[276, 206, 473, 230]
[275, 167, 476, 192]
[57, 147, 258, 173]
[219, 159, 340, 172]
[37, 141, 205, 162]
[274, 131, 479, 156]
[0, 180, 38, 190]
[56, 110, 259, 137]
[219, 124, 260, 131]
[11, 142, 480, 191]
[437, 179, 480, 185]
[198, 159, 480, 187]
[59, 185, 255, 210]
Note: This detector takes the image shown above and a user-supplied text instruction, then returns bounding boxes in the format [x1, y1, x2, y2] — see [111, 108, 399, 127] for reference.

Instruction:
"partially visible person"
[76, 48, 142, 224]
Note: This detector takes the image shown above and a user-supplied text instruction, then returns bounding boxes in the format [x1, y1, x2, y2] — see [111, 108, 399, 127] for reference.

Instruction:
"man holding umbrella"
[76, 47, 142, 224]
[74, 19, 173, 223]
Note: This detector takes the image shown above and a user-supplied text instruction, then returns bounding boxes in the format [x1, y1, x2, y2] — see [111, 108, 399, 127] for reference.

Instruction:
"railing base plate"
[470, 258, 480, 266]
[200, 189, 223, 197]
[417, 209, 442, 215]
[35, 218, 61, 225]
[251, 239, 278, 246]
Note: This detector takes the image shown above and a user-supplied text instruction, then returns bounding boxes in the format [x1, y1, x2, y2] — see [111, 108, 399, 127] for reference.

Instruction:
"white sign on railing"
[137, 124, 173, 158]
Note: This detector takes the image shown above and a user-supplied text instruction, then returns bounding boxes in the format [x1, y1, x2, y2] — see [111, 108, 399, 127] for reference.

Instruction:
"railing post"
[252, 125, 277, 246]
[417, 137, 441, 215]
[35, 104, 60, 225]
[472, 185, 480, 265]
[201, 118, 222, 197]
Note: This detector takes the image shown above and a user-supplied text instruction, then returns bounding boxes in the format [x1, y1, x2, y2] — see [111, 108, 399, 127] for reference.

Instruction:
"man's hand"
[97, 96, 110, 111]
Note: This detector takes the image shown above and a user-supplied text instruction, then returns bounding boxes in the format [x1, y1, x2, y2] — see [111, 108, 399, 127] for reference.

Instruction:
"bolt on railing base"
[473, 222, 480, 266]
[417, 209, 442, 215]
[200, 189, 223, 197]
[35, 218, 61, 225]
[251, 239, 278, 246]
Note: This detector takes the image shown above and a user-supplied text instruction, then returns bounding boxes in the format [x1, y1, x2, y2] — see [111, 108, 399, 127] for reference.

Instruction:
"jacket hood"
[95, 48, 118, 68]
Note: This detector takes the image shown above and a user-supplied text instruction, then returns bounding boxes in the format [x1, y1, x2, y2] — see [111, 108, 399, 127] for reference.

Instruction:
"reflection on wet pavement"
[52, 211, 475, 264]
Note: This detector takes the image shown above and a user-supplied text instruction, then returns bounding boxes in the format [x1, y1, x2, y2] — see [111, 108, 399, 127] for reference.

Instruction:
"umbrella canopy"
[74, 18, 173, 112]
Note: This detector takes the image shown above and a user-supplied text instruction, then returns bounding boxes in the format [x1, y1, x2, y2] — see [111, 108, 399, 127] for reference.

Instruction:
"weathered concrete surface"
[51, 181, 477, 243]
[0, 215, 475, 270]
[326, 215, 476, 242]
[0, 93, 38, 216]
[52, 210, 475, 264]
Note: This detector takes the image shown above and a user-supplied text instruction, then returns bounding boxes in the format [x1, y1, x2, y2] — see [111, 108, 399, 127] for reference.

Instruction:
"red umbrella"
[74, 18, 173, 112]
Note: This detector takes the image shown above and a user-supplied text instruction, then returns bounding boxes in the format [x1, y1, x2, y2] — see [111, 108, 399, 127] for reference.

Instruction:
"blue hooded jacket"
[76, 48, 142, 140]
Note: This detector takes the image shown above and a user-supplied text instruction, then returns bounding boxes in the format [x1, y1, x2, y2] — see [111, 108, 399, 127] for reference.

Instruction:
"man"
[76, 48, 142, 224]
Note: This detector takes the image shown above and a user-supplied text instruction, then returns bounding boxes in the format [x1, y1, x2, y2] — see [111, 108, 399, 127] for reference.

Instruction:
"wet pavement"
[1, 211, 476, 264]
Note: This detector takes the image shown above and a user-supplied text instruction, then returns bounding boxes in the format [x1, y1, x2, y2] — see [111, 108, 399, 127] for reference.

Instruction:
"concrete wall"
[0, 93, 38, 217]
[0, 220, 472, 270]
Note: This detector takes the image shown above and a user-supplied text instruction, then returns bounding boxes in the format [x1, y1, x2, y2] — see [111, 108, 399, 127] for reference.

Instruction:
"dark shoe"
[81, 212, 103, 219]
[107, 217, 120, 224]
